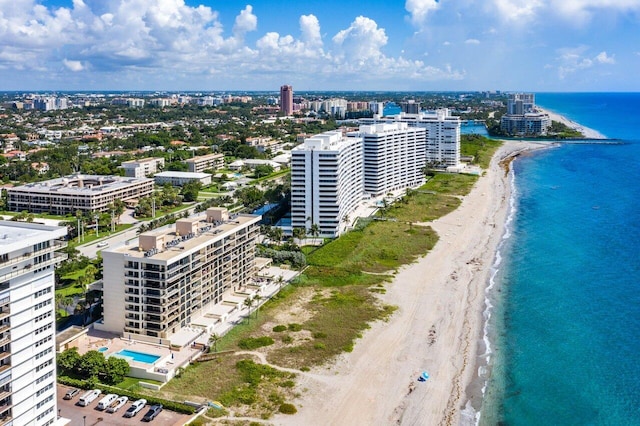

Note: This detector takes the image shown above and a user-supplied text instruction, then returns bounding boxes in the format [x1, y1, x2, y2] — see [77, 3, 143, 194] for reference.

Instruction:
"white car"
[124, 399, 147, 418]
[77, 389, 101, 407]
[97, 393, 118, 410]
[106, 396, 128, 413]
[97, 242, 109, 248]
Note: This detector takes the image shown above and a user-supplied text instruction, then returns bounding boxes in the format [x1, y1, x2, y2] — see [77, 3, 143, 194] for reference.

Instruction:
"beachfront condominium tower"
[280, 85, 293, 116]
[360, 108, 461, 167]
[501, 93, 550, 136]
[290, 131, 363, 237]
[349, 123, 427, 196]
[98, 208, 260, 345]
[0, 221, 67, 425]
[506, 93, 535, 115]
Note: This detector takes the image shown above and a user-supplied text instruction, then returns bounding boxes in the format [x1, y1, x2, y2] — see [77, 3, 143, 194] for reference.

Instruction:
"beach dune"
[274, 141, 544, 426]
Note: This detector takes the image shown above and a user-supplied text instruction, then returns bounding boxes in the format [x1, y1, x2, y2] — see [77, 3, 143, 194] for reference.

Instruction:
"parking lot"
[57, 385, 194, 426]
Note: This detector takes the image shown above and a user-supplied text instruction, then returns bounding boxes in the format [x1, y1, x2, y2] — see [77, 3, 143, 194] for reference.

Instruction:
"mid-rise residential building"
[7, 175, 154, 215]
[0, 221, 67, 425]
[99, 208, 260, 345]
[280, 85, 293, 116]
[154, 171, 212, 187]
[500, 93, 550, 135]
[361, 108, 461, 167]
[401, 100, 420, 114]
[290, 131, 363, 237]
[186, 153, 224, 173]
[121, 157, 165, 178]
[349, 123, 426, 196]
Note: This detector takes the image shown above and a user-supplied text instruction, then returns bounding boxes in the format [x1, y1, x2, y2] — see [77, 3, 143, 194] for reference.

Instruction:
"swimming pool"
[113, 349, 161, 364]
[98, 347, 108, 352]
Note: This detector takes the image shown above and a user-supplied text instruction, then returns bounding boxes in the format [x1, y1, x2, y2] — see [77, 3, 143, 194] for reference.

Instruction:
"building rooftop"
[9, 174, 152, 195]
[155, 171, 211, 179]
[0, 221, 66, 254]
[106, 210, 260, 261]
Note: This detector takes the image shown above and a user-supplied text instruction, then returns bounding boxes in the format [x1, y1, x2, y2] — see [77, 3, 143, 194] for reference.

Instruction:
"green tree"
[180, 181, 202, 202]
[57, 348, 81, 373]
[253, 294, 263, 319]
[309, 224, 320, 239]
[292, 227, 306, 243]
[253, 164, 274, 178]
[78, 350, 106, 379]
[243, 297, 254, 323]
[104, 357, 130, 384]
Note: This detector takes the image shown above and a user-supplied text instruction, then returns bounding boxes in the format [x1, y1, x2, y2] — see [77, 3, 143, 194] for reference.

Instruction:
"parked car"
[106, 396, 128, 413]
[123, 399, 147, 418]
[77, 389, 101, 407]
[142, 404, 163, 422]
[97, 393, 118, 410]
[63, 388, 80, 400]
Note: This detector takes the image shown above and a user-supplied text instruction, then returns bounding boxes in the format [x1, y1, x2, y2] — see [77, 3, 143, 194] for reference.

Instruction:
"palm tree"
[243, 297, 253, 323]
[309, 224, 320, 239]
[253, 295, 263, 319]
[276, 275, 285, 290]
[208, 333, 220, 353]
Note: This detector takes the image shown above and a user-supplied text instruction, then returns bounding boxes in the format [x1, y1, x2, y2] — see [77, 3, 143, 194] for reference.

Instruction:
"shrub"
[287, 323, 302, 332]
[313, 343, 326, 350]
[280, 380, 295, 388]
[238, 336, 275, 350]
[281, 335, 293, 344]
[312, 332, 327, 339]
[279, 403, 297, 414]
[272, 325, 287, 332]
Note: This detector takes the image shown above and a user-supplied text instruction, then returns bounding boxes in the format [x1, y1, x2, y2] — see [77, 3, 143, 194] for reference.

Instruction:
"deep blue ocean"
[480, 93, 640, 425]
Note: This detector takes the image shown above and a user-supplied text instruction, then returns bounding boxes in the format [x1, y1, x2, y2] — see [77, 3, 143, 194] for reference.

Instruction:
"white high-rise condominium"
[360, 108, 461, 167]
[349, 123, 427, 196]
[290, 131, 363, 237]
[0, 221, 67, 425]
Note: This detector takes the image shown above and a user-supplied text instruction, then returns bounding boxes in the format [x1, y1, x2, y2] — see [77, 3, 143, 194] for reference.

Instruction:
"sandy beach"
[272, 141, 545, 426]
[537, 107, 607, 139]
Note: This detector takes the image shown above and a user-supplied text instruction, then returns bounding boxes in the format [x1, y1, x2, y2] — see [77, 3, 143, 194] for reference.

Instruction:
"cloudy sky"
[1, 0, 638, 91]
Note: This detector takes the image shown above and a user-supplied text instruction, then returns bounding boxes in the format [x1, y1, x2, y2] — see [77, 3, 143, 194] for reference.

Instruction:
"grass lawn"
[461, 135, 503, 169]
[115, 376, 163, 391]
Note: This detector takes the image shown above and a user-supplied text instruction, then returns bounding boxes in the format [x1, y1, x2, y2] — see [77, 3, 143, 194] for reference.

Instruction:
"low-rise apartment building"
[186, 153, 224, 173]
[0, 221, 67, 425]
[7, 175, 154, 215]
[154, 171, 212, 187]
[121, 157, 165, 178]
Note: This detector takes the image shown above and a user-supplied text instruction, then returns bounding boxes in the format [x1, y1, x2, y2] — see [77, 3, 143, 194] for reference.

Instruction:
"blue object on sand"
[421, 371, 430, 380]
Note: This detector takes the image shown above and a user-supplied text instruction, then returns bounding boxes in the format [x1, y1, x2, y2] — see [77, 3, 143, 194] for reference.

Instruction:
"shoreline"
[537, 107, 607, 139]
[273, 140, 547, 426]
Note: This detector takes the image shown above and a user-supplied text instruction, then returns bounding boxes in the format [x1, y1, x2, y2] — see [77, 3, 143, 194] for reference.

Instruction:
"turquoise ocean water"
[480, 93, 640, 425]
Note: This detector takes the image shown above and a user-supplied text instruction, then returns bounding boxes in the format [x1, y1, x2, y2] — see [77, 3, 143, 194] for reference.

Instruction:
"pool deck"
[71, 329, 201, 377]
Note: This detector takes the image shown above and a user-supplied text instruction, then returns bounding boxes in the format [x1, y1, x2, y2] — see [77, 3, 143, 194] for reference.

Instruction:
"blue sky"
[1, 0, 639, 91]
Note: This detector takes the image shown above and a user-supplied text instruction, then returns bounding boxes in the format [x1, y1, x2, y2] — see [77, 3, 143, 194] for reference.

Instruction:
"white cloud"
[233, 5, 257, 36]
[63, 58, 85, 71]
[556, 46, 616, 78]
[405, 0, 440, 26]
[465, 38, 480, 44]
[333, 16, 388, 62]
[595, 51, 615, 64]
[491, 0, 544, 23]
[299, 14, 322, 47]
[0, 1, 464, 88]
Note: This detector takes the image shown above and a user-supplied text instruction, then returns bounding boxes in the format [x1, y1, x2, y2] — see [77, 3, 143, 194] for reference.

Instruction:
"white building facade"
[349, 123, 426, 196]
[290, 131, 363, 237]
[361, 108, 461, 167]
[121, 158, 165, 178]
[0, 221, 67, 426]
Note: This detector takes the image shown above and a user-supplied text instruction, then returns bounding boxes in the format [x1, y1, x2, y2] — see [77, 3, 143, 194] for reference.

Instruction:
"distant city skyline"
[2, 1, 639, 92]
